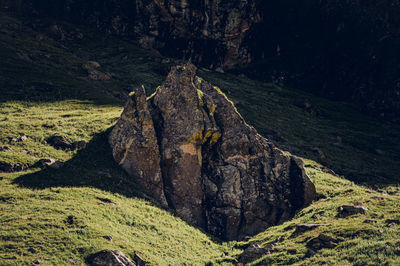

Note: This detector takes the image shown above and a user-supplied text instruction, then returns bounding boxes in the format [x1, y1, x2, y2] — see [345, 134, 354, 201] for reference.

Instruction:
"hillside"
[0, 12, 400, 265]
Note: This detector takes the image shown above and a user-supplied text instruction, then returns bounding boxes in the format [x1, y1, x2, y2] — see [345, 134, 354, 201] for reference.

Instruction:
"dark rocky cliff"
[109, 63, 316, 240]
[1, 0, 399, 120]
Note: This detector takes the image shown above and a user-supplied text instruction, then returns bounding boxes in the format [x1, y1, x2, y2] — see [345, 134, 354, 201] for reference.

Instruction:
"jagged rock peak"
[109, 63, 316, 240]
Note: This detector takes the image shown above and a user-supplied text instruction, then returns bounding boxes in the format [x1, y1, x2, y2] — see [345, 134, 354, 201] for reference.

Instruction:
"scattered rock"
[32, 259, 42, 265]
[67, 258, 78, 264]
[87, 69, 112, 81]
[47, 161, 64, 170]
[134, 252, 148, 266]
[102, 235, 113, 242]
[0, 146, 13, 152]
[238, 244, 270, 264]
[11, 135, 28, 142]
[385, 219, 400, 226]
[47, 136, 73, 150]
[65, 215, 75, 225]
[83, 61, 101, 71]
[338, 205, 368, 217]
[307, 234, 339, 250]
[97, 197, 115, 205]
[89, 250, 135, 266]
[109, 63, 316, 240]
[294, 224, 327, 234]
[0, 161, 29, 172]
[27, 247, 37, 254]
[72, 141, 87, 150]
[33, 159, 56, 168]
[371, 196, 385, 201]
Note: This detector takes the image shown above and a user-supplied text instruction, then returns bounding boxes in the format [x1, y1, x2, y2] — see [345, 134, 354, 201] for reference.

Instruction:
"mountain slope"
[0, 12, 399, 265]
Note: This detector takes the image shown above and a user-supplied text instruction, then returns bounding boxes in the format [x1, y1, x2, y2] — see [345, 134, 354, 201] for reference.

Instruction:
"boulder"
[0, 161, 29, 172]
[89, 250, 135, 266]
[34, 158, 56, 168]
[294, 223, 327, 234]
[47, 136, 73, 150]
[238, 244, 270, 264]
[338, 205, 368, 217]
[307, 234, 339, 250]
[109, 63, 316, 240]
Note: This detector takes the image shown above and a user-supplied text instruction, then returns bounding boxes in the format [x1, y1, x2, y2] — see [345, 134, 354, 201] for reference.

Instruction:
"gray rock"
[0, 161, 29, 172]
[90, 250, 135, 266]
[109, 63, 316, 240]
[238, 244, 270, 264]
[338, 205, 368, 217]
[47, 136, 73, 150]
[307, 234, 339, 250]
[0, 146, 13, 152]
[34, 158, 56, 168]
[294, 223, 327, 234]
[72, 141, 87, 150]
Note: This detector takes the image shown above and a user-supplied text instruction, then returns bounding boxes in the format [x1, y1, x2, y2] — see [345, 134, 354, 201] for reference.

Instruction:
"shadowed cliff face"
[109, 63, 316, 240]
[2, 0, 398, 121]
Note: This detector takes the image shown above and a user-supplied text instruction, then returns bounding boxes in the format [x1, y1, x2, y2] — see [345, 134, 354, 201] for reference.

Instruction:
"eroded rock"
[338, 205, 368, 218]
[89, 250, 135, 266]
[109, 63, 316, 240]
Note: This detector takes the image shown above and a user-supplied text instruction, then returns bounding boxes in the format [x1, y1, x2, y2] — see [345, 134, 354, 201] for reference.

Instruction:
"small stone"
[67, 258, 78, 264]
[32, 259, 42, 265]
[47, 136, 73, 150]
[0, 146, 13, 152]
[89, 250, 135, 266]
[385, 219, 400, 225]
[20, 135, 28, 142]
[34, 159, 56, 168]
[72, 141, 87, 150]
[28, 247, 37, 254]
[294, 223, 327, 234]
[371, 197, 385, 201]
[238, 244, 269, 264]
[48, 161, 64, 169]
[307, 234, 339, 250]
[338, 205, 368, 217]
[83, 61, 101, 71]
[102, 235, 113, 242]
[0, 162, 29, 172]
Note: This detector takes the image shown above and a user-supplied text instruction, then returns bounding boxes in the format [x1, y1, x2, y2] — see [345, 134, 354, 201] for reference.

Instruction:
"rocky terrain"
[109, 63, 316, 240]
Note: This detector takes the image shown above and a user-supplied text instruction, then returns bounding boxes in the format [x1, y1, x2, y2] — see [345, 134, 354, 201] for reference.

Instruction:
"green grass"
[0, 11, 400, 265]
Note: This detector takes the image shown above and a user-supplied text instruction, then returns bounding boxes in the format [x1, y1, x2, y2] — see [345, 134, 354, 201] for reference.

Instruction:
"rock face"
[109, 63, 316, 240]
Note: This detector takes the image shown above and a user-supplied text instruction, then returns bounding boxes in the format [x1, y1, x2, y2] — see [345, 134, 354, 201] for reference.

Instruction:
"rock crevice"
[109, 63, 316, 240]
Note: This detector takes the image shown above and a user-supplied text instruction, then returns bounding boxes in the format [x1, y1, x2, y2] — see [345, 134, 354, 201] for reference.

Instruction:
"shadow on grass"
[13, 128, 150, 201]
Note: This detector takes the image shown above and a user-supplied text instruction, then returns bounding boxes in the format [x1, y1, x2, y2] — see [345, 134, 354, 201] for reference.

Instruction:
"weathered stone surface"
[89, 250, 135, 266]
[294, 223, 327, 234]
[338, 205, 368, 218]
[47, 136, 73, 150]
[109, 63, 316, 240]
[307, 234, 339, 250]
[238, 244, 270, 264]
[0, 161, 29, 172]
[33, 158, 56, 168]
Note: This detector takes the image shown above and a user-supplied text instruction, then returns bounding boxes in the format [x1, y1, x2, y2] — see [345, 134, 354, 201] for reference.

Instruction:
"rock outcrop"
[109, 63, 316, 240]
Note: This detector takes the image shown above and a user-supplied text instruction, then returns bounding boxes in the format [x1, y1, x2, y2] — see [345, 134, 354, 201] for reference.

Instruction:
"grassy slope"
[0, 12, 399, 265]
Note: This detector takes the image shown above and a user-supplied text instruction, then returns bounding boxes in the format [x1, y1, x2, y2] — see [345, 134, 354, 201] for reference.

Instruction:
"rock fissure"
[109, 63, 316, 240]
